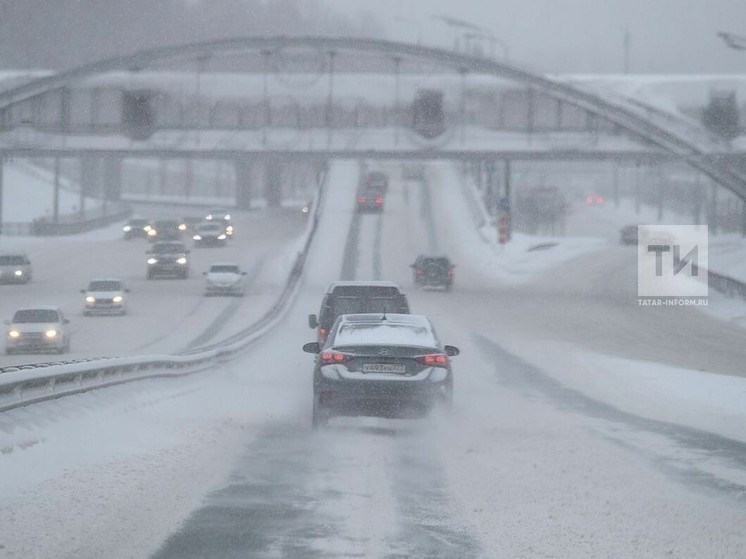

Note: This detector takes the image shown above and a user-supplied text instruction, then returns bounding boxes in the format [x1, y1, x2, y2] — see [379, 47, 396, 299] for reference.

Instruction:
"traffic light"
[121, 89, 156, 140]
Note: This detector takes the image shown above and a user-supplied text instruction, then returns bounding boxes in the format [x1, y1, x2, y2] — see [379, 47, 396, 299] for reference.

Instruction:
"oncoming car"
[5, 306, 70, 354]
[203, 263, 247, 296]
[193, 222, 228, 247]
[0, 252, 32, 284]
[122, 218, 151, 240]
[146, 242, 190, 279]
[303, 313, 459, 428]
[81, 278, 129, 315]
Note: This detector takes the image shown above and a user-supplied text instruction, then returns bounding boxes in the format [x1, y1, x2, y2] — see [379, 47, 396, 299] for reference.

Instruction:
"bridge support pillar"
[104, 157, 123, 204]
[80, 156, 100, 219]
[0, 158, 4, 236]
[235, 159, 254, 211]
[264, 157, 283, 208]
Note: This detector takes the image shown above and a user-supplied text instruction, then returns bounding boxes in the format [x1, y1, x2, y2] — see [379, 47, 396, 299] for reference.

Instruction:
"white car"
[81, 278, 129, 316]
[203, 263, 247, 296]
[5, 306, 70, 354]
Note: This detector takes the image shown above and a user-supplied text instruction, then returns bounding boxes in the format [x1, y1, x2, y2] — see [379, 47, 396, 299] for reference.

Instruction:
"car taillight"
[320, 351, 352, 365]
[585, 196, 593, 204]
[447, 268, 454, 276]
[415, 269, 424, 275]
[376, 196, 383, 204]
[357, 196, 367, 203]
[597, 196, 604, 204]
[416, 353, 448, 367]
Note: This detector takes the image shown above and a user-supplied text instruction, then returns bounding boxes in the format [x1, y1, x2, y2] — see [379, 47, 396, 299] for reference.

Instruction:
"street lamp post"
[716, 31, 746, 236]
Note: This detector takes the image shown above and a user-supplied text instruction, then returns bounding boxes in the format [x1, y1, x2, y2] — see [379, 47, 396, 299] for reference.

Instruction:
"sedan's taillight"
[375, 195, 383, 204]
[415, 353, 448, 368]
[320, 351, 352, 365]
[357, 196, 367, 204]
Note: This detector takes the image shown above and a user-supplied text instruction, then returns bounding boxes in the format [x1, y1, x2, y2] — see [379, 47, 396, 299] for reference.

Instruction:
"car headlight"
[85, 296, 96, 303]
[148, 229, 156, 236]
[143, 225, 152, 232]
[178, 224, 187, 231]
[224, 214, 231, 221]
[45, 329, 58, 338]
[14, 270, 22, 276]
[206, 215, 213, 220]
[176, 257, 187, 265]
[8, 330, 20, 338]
[218, 234, 226, 240]
[429, 368, 449, 383]
[193, 235, 202, 240]
[123, 225, 132, 232]
[147, 258, 158, 265]
[112, 295, 124, 303]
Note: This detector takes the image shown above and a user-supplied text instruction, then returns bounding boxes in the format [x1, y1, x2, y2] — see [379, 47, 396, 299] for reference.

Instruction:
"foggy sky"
[322, 0, 746, 74]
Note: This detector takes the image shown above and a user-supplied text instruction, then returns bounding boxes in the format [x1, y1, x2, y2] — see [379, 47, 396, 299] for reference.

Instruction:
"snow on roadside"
[429, 162, 605, 284]
[501, 335, 746, 444]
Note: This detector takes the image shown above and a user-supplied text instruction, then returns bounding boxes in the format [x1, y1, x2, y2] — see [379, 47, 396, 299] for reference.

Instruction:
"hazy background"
[324, 0, 746, 74]
[0, 0, 745, 74]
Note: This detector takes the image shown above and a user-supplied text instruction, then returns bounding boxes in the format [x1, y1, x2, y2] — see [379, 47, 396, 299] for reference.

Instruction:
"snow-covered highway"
[1, 161, 745, 558]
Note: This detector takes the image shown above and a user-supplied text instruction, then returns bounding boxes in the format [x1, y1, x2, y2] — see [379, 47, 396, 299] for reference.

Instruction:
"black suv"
[308, 281, 410, 343]
[146, 242, 190, 279]
[411, 255, 455, 291]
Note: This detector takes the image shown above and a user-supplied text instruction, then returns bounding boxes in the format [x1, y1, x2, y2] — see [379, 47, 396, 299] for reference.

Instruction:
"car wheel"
[312, 397, 329, 430]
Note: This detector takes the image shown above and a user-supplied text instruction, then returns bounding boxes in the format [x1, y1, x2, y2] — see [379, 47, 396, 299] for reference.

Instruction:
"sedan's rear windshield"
[88, 280, 122, 291]
[0, 255, 28, 265]
[334, 322, 436, 347]
[12, 309, 60, 323]
[209, 265, 239, 274]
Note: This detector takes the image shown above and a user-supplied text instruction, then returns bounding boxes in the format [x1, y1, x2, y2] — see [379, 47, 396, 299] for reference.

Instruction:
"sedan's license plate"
[362, 363, 406, 374]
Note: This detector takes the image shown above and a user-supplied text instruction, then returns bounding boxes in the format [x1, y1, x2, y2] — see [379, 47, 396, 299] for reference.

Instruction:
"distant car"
[411, 255, 455, 291]
[205, 208, 232, 222]
[0, 252, 32, 284]
[585, 194, 605, 206]
[620, 225, 638, 245]
[308, 281, 410, 344]
[301, 200, 313, 216]
[81, 278, 129, 316]
[203, 263, 247, 296]
[193, 222, 228, 247]
[146, 241, 190, 279]
[178, 216, 204, 234]
[356, 186, 384, 213]
[364, 170, 389, 193]
[122, 218, 151, 240]
[147, 219, 182, 242]
[303, 312, 459, 428]
[5, 306, 70, 354]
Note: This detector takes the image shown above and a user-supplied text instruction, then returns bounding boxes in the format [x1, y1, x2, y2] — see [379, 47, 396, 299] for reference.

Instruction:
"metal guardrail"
[706, 268, 746, 301]
[0, 167, 327, 413]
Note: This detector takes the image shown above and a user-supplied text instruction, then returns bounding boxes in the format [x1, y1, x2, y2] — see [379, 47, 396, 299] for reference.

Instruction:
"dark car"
[620, 225, 638, 245]
[303, 313, 459, 428]
[308, 281, 410, 344]
[146, 241, 190, 279]
[411, 255, 455, 291]
[192, 222, 228, 247]
[0, 253, 32, 284]
[364, 170, 389, 193]
[122, 218, 151, 240]
[147, 219, 182, 243]
[356, 186, 385, 213]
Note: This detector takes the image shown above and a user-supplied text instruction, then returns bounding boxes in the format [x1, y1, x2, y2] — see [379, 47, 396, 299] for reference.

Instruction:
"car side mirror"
[308, 314, 318, 328]
[444, 345, 460, 357]
[80, 289, 86, 294]
[202, 271, 207, 275]
[3, 319, 9, 325]
[303, 342, 320, 354]
[186, 250, 191, 254]
[146, 250, 153, 254]
[242, 272, 247, 276]
[63, 319, 70, 324]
